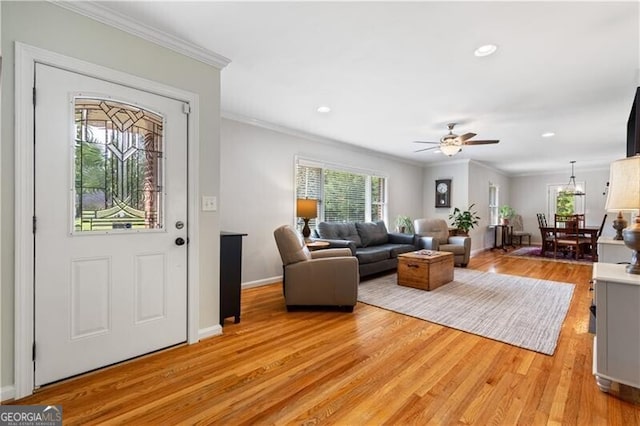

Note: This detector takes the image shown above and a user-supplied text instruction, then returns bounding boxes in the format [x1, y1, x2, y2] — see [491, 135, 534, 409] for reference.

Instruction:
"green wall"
[1, 1, 222, 392]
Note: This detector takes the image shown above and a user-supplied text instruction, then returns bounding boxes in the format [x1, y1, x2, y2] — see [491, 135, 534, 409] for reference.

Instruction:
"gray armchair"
[413, 218, 471, 267]
[273, 225, 359, 311]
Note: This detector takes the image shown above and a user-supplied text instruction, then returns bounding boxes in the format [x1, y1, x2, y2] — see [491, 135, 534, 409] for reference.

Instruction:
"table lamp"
[605, 155, 640, 274]
[296, 198, 317, 240]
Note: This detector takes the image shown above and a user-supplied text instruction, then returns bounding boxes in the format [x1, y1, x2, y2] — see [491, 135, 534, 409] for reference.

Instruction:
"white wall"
[220, 117, 425, 284]
[421, 160, 510, 251]
[510, 167, 614, 243]
[469, 161, 511, 250]
[1, 2, 222, 391]
[422, 160, 469, 222]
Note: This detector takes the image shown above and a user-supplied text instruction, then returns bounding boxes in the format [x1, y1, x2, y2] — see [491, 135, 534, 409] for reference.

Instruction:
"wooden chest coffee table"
[397, 250, 454, 291]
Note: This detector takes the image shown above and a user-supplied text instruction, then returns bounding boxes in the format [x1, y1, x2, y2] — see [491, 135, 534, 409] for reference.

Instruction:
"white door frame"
[14, 42, 201, 398]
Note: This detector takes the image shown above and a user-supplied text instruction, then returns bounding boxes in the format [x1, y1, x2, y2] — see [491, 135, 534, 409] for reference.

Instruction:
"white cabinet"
[592, 263, 640, 392]
[597, 237, 632, 264]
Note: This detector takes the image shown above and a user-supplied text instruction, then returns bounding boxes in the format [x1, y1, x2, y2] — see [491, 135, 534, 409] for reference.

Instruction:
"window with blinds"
[295, 160, 387, 227]
[489, 183, 499, 225]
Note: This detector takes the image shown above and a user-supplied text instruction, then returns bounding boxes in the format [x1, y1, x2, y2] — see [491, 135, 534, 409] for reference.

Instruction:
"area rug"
[507, 246, 593, 264]
[358, 269, 574, 355]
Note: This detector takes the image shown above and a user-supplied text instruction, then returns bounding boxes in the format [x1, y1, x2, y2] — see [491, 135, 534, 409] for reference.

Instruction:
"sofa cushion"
[389, 244, 417, 258]
[355, 246, 391, 264]
[356, 221, 389, 247]
[317, 222, 362, 247]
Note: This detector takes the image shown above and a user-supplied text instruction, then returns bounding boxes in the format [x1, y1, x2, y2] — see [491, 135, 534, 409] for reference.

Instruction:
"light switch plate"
[202, 195, 217, 211]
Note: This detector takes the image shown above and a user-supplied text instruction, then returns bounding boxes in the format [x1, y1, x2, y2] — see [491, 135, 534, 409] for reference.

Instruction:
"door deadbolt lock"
[175, 221, 184, 230]
[175, 237, 186, 246]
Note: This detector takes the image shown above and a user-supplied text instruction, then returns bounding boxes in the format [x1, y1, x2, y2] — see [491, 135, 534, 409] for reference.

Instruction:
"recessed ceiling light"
[317, 106, 331, 113]
[474, 44, 497, 57]
[542, 132, 555, 138]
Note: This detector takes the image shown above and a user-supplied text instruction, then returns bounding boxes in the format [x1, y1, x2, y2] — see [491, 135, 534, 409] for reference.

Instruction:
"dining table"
[540, 226, 601, 261]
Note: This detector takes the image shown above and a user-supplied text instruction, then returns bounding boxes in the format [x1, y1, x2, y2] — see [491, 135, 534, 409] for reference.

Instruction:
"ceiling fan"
[414, 123, 499, 157]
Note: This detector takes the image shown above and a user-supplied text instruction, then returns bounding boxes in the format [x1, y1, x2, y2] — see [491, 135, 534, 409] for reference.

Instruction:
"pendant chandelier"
[561, 160, 586, 196]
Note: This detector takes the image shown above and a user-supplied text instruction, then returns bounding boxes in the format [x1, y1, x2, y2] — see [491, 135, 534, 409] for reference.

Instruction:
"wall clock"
[435, 179, 451, 208]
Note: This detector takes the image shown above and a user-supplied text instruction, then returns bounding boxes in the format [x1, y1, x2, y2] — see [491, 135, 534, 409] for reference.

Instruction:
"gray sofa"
[312, 221, 417, 277]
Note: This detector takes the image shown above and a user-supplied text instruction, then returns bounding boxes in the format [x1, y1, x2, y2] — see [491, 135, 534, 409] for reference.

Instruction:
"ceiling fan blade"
[413, 140, 440, 144]
[463, 139, 499, 145]
[458, 132, 476, 142]
[414, 146, 439, 153]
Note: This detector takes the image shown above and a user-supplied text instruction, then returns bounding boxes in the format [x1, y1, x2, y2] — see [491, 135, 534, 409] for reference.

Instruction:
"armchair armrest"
[310, 238, 357, 255]
[449, 235, 471, 248]
[311, 248, 353, 259]
[417, 236, 439, 250]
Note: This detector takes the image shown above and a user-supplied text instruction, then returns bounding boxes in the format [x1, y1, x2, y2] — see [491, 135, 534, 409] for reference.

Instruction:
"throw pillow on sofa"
[356, 221, 389, 247]
[317, 222, 362, 247]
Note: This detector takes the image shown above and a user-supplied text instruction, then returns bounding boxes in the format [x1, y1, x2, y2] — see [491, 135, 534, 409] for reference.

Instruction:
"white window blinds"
[295, 159, 387, 226]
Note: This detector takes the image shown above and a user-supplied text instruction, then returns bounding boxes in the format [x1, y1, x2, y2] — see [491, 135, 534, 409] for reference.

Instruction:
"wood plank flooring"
[8, 250, 640, 424]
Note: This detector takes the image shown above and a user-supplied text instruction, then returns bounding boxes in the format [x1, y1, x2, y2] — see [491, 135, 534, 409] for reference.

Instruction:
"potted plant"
[395, 215, 414, 234]
[499, 205, 516, 225]
[449, 204, 481, 235]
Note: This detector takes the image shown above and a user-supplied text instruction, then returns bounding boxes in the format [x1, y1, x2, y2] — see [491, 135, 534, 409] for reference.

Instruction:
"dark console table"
[220, 231, 247, 325]
[490, 224, 514, 252]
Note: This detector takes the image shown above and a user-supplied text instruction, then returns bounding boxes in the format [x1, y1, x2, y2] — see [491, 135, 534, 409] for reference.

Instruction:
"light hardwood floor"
[8, 250, 640, 424]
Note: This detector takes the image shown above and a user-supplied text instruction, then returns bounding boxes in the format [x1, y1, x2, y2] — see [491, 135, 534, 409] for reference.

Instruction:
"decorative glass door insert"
[74, 98, 164, 232]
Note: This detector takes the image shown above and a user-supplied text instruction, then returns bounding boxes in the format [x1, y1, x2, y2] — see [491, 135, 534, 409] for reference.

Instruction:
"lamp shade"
[605, 155, 640, 211]
[296, 198, 318, 218]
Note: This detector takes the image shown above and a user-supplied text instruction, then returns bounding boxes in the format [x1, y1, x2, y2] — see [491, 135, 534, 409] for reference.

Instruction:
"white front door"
[34, 63, 188, 386]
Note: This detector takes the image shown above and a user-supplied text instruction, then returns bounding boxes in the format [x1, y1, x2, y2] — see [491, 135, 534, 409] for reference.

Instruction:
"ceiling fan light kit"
[440, 140, 462, 157]
[413, 123, 499, 157]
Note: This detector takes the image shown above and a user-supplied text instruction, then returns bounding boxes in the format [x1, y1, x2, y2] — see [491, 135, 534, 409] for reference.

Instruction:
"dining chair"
[537, 213, 554, 255]
[553, 214, 591, 259]
[536, 213, 548, 227]
[573, 213, 586, 228]
[572, 214, 587, 238]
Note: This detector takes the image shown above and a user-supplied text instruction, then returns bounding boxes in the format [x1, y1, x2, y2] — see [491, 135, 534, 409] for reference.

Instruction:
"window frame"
[489, 183, 499, 226]
[547, 182, 586, 218]
[295, 156, 388, 226]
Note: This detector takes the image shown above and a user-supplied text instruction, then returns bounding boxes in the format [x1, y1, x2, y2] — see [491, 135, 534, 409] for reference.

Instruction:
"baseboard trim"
[198, 325, 223, 340]
[1, 385, 16, 402]
[470, 248, 485, 257]
[242, 276, 282, 289]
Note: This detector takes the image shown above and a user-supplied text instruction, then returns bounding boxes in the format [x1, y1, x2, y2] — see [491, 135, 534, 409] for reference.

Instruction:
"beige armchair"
[511, 214, 532, 245]
[273, 225, 359, 311]
[413, 218, 471, 267]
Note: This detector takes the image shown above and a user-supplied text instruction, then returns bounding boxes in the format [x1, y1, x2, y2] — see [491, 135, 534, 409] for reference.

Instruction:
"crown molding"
[51, 1, 231, 70]
[512, 165, 610, 178]
[221, 111, 426, 168]
[469, 159, 510, 176]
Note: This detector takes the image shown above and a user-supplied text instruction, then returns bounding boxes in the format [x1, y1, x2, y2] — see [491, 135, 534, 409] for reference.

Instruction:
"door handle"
[175, 237, 186, 246]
